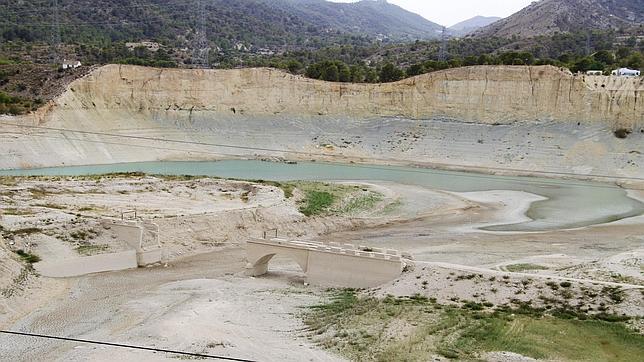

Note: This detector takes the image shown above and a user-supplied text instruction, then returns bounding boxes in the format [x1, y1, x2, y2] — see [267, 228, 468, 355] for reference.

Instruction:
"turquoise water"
[1, 160, 642, 231]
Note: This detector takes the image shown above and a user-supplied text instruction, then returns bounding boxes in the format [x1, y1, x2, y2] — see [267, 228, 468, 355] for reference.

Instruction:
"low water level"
[1, 160, 642, 232]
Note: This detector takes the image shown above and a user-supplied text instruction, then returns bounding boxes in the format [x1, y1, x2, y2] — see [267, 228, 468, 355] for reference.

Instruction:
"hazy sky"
[329, 0, 535, 27]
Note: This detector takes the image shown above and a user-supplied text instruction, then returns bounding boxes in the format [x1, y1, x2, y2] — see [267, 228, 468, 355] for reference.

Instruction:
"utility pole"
[50, 0, 62, 64]
[192, 0, 209, 68]
[439, 26, 448, 62]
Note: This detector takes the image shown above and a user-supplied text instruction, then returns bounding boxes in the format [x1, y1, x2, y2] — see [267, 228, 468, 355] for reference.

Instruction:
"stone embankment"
[0, 64, 642, 179]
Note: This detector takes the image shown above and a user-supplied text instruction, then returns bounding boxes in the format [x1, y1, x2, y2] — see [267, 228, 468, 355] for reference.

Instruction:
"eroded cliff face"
[52, 64, 643, 127]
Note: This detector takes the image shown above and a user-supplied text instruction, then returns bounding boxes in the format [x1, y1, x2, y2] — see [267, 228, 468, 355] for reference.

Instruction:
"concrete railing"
[252, 238, 407, 262]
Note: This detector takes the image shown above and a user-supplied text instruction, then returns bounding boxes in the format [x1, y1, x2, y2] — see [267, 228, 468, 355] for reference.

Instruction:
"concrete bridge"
[245, 238, 410, 288]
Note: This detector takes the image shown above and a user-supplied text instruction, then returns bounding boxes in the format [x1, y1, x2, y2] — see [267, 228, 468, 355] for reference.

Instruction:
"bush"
[14, 249, 41, 263]
[614, 128, 631, 139]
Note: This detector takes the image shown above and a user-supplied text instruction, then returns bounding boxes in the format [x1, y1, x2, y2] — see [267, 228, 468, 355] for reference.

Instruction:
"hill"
[0, 0, 442, 53]
[472, 0, 643, 39]
[449, 16, 501, 36]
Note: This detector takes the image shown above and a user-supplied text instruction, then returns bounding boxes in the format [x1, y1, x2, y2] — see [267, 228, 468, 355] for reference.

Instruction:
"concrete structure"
[34, 250, 138, 278]
[101, 219, 164, 266]
[33, 219, 165, 278]
[611, 68, 640, 76]
[246, 238, 409, 288]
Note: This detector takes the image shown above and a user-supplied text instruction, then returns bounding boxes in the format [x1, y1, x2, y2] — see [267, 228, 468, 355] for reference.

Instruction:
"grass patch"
[14, 249, 41, 264]
[34, 203, 67, 210]
[300, 190, 334, 216]
[381, 199, 402, 215]
[341, 193, 383, 214]
[7, 227, 42, 236]
[292, 182, 381, 217]
[1, 208, 34, 216]
[303, 290, 644, 361]
[505, 263, 549, 272]
[75, 244, 109, 255]
[69, 229, 99, 242]
[0, 176, 18, 186]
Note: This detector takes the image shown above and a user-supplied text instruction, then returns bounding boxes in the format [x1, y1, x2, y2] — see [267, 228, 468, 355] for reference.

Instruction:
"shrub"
[614, 128, 631, 139]
[14, 249, 41, 263]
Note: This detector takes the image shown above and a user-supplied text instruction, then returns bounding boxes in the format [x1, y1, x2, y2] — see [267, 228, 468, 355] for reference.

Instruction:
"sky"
[329, 0, 535, 27]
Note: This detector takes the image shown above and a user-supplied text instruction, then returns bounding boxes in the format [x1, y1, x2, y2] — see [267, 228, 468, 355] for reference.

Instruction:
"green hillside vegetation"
[0, 90, 41, 115]
[0, 1, 641, 114]
[304, 291, 644, 361]
[0, 0, 440, 52]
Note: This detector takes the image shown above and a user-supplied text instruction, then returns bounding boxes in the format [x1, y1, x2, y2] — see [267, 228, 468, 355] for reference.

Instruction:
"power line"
[0, 330, 256, 361]
[2, 121, 643, 188]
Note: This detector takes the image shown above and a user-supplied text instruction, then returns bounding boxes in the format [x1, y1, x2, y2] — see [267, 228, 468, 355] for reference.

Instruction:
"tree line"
[293, 48, 643, 83]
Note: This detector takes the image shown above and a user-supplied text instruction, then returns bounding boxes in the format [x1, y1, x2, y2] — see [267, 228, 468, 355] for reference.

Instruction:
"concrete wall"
[137, 248, 164, 266]
[104, 221, 143, 250]
[34, 250, 138, 278]
[102, 219, 164, 266]
[306, 250, 403, 288]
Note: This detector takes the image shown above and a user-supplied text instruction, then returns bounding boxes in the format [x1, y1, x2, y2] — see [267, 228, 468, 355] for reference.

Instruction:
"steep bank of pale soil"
[0, 65, 642, 180]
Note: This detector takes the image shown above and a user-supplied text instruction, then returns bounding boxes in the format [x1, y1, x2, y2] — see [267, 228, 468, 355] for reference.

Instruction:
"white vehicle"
[611, 68, 640, 76]
[585, 70, 603, 75]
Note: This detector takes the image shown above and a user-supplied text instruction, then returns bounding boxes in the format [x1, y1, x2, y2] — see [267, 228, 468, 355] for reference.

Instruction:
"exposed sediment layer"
[0, 64, 642, 179]
[55, 64, 643, 126]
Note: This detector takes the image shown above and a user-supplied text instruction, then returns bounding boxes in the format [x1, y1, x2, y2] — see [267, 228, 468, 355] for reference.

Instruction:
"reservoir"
[1, 160, 642, 232]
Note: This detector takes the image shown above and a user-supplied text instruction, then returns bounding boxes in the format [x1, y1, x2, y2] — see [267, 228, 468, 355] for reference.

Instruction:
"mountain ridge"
[471, 0, 643, 39]
[0, 0, 444, 51]
[449, 16, 502, 36]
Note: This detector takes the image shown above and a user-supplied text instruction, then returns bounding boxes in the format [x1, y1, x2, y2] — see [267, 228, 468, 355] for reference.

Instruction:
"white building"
[62, 60, 82, 70]
[611, 68, 640, 76]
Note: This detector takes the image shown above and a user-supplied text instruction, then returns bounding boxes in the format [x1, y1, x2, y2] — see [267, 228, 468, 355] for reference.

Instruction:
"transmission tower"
[50, 0, 62, 64]
[439, 26, 448, 62]
[192, 0, 209, 68]
[585, 31, 592, 56]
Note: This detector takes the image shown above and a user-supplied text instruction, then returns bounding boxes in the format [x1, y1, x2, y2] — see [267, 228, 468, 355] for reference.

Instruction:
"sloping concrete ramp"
[246, 238, 408, 288]
[34, 219, 165, 278]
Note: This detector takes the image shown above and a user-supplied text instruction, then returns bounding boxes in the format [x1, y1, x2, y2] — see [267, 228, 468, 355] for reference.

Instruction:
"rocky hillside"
[449, 16, 501, 37]
[472, 0, 643, 38]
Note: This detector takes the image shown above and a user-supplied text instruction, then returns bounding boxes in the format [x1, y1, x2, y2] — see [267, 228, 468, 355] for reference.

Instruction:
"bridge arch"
[246, 243, 309, 277]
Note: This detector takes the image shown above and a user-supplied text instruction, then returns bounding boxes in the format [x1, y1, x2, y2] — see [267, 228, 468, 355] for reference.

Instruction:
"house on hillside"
[62, 60, 82, 70]
[611, 68, 640, 76]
